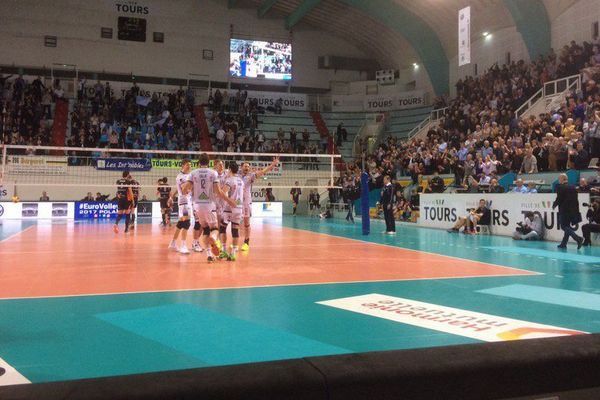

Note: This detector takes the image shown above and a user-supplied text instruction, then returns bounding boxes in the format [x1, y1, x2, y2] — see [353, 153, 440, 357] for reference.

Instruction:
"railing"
[430, 107, 448, 121]
[351, 113, 386, 157]
[405, 106, 448, 139]
[515, 74, 581, 118]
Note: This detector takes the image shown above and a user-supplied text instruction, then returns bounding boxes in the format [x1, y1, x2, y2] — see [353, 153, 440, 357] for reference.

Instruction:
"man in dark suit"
[381, 175, 396, 235]
[553, 174, 583, 249]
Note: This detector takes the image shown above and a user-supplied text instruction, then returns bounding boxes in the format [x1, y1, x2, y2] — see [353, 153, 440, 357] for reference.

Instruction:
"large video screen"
[229, 39, 292, 80]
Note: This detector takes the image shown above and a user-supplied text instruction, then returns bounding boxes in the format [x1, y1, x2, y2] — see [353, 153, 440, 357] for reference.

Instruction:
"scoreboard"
[117, 17, 146, 42]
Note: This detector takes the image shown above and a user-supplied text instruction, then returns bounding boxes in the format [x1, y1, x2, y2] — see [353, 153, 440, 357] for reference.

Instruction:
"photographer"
[513, 211, 544, 240]
[581, 200, 600, 246]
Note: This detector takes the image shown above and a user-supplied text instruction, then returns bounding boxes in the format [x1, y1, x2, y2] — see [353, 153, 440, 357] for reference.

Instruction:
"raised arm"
[255, 157, 280, 179]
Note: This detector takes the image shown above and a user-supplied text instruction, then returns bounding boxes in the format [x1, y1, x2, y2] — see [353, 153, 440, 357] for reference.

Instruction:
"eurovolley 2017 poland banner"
[418, 193, 590, 242]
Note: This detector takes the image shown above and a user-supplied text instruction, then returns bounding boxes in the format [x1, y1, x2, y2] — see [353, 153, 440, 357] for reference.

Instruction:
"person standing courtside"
[553, 174, 583, 249]
[381, 175, 396, 235]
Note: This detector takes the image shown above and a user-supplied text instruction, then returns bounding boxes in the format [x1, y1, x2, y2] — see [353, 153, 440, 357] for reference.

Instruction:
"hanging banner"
[246, 90, 307, 111]
[458, 6, 471, 66]
[332, 91, 426, 112]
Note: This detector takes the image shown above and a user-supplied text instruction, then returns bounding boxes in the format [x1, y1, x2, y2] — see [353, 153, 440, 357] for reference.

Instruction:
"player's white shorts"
[193, 203, 217, 227]
[222, 208, 243, 225]
[215, 204, 224, 223]
[178, 202, 192, 219]
[243, 202, 252, 218]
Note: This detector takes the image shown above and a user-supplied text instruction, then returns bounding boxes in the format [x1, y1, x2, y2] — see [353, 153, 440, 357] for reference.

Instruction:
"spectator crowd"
[361, 39, 600, 196]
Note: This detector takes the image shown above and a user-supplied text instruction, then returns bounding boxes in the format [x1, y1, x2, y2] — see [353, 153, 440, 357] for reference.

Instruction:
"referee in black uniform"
[381, 175, 396, 235]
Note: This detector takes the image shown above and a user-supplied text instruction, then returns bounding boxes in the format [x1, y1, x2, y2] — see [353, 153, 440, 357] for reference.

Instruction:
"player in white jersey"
[183, 153, 235, 262]
[220, 162, 244, 261]
[213, 159, 228, 248]
[168, 159, 192, 254]
[240, 157, 279, 251]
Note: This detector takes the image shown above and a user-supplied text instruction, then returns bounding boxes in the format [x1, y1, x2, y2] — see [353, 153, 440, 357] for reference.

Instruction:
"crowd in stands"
[67, 80, 200, 154]
[206, 88, 329, 164]
[362, 39, 600, 197]
[0, 73, 64, 147]
[1, 74, 346, 167]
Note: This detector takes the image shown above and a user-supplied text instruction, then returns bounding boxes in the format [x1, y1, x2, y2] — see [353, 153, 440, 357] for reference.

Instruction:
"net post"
[360, 170, 370, 235]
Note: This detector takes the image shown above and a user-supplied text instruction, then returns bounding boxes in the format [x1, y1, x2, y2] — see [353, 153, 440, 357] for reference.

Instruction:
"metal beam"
[257, 0, 278, 17]
[504, 0, 551, 59]
[285, 0, 322, 30]
[340, 0, 449, 96]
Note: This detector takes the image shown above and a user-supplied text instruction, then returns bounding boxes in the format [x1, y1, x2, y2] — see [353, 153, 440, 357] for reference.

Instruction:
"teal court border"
[1, 217, 600, 384]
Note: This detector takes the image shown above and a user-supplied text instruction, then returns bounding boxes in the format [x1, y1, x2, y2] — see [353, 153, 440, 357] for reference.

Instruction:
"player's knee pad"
[194, 221, 201, 231]
[202, 226, 210, 236]
[219, 225, 227, 234]
[231, 227, 239, 238]
[181, 220, 191, 230]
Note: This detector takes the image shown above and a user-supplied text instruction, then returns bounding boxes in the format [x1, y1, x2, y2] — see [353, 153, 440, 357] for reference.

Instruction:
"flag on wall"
[458, 6, 471, 66]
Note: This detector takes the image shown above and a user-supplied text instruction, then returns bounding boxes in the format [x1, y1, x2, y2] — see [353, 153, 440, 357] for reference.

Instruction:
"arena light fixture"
[413, 63, 419, 69]
[482, 31, 489, 37]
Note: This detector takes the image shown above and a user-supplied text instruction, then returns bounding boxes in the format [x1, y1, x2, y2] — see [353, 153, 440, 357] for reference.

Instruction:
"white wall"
[551, 0, 600, 50]
[448, 26, 529, 97]
[0, 0, 369, 89]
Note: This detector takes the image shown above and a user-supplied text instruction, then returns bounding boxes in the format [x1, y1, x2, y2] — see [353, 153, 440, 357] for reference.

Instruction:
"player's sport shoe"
[207, 255, 216, 263]
[179, 245, 190, 254]
[113, 225, 119, 234]
[218, 251, 229, 260]
[192, 243, 203, 252]
[168, 240, 178, 251]
[227, 253, 237, 261]
[241, 243, 249, 252]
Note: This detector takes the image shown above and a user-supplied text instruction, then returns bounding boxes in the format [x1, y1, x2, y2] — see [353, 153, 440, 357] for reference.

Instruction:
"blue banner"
[75, 202, 119, 220]
[95, 158, 152, 171]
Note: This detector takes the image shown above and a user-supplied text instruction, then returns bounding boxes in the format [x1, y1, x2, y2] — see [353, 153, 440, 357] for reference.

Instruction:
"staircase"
[51, 99, 69, 149]
[193, 105, 213, 151]
[310, 111, 344, 170]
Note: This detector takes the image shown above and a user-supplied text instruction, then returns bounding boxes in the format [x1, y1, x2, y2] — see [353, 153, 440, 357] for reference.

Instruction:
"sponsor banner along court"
[151, 159, 282, 176]
[96, 158, 152, 171]
[318, 294, 585, 342]
[6, 156, 67, 176]
[418, 193, 590, 242]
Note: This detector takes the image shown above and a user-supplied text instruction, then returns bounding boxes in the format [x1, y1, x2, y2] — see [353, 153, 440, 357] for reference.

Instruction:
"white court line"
[0, 272, 539, 301]
[0, 222, 541, 301]
[280, 224, 542, 277]
[0, 225, 35, 243]
[0, 356, 30, 386]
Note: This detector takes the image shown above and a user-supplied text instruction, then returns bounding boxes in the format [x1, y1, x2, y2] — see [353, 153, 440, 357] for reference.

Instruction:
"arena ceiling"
[234, 0, 578, 95]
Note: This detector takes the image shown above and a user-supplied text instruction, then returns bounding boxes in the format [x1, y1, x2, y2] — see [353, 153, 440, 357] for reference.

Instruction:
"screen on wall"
[229, 39, 292, 80]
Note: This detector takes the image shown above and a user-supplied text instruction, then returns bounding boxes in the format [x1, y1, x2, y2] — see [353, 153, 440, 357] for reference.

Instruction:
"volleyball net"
[0, 145, 342, 201]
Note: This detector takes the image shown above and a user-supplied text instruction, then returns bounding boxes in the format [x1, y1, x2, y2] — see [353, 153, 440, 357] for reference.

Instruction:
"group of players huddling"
[113, 153, 278, 263]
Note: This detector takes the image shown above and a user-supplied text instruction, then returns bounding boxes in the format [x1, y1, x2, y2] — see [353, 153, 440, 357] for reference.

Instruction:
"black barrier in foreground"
[2, 334, 600, 400]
